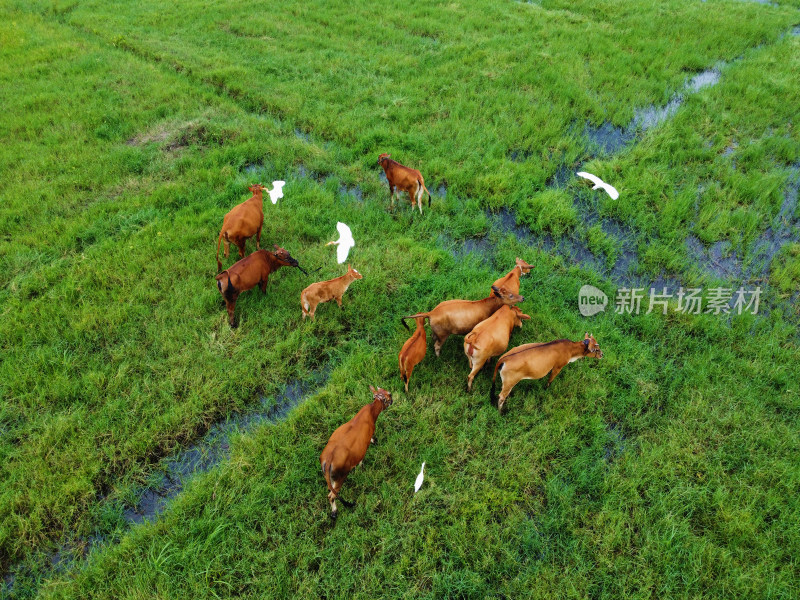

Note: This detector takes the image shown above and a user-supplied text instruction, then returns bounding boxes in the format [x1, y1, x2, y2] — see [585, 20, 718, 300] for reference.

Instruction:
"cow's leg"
[309, 303, 317, 320]
[546, 366, 563, 388]
[223, 236, 230, 258]
[497, 374, 519, 414]
[404, 365, 413, 393]
[260, 280, 268, 293]
[466, 357, 486, 392]
[388, 185, 395, 211]
[433, 331, 449, 357]
[407, 189, 415, 210]
[332, 478, 354, 508]
[256, 225, 262, 250]
[328, 488, 337, 519]
[235, 238, 246, 259]
[336, 295, 343, 308]
[415, 183, 424, 215]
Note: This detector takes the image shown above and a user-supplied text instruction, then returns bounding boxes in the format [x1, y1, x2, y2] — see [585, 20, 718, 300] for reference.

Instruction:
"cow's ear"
[585, 332, 590, 339]
[369, 385, 377, 395]
[274, 244, 279, 250]
[491, 285, 500, 297]
[520, 313, 531, 320]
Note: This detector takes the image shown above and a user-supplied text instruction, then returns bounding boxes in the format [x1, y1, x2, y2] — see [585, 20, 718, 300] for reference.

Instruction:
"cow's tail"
[401, 312, 429, 331]
[322, 461, 353, 507]
[465, 332, 478, 357]
[216, 231, 224, 272]
[420, 179, 432, 207]
[490, 358, 505, 406]
[220, 273, 237, 302]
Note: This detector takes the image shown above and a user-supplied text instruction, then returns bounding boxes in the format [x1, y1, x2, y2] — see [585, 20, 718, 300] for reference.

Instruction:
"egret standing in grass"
[327, 222, 355, 264]
[414, 462, 425, 494]
[576, 171, 619, 200]
[267, 180, 286, 204]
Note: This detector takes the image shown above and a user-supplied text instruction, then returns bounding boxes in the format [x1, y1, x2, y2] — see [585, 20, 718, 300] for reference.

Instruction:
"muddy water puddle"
[3, 369, 330, 596]
[583, 66, 722, 155]
[123, 369, 330, 524]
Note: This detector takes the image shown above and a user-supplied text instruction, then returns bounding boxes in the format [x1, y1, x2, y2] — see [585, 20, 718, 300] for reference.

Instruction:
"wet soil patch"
[583, 66, 722, 157]
[294, 128, 313, 144]
[2, 367, 331, 597]
[746, 164, 800, 278]
[604, 421, 627, 464]
[123, 367, 330, 524]
[508, 148, 533, 163]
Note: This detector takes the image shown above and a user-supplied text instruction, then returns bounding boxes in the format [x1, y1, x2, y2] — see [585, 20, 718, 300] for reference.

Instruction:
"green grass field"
[2, 0, 799, 598]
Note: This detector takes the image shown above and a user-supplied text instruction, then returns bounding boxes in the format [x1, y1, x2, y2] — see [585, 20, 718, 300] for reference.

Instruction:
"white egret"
[414, 462, 425, 494]
[326, 222, 355, 264]
[267, 180, 286, 204]
[576, 172, 619, 200]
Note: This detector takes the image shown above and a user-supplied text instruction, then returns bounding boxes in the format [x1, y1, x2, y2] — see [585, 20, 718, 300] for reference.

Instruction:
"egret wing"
[602, 183, 619, 200]
[576, 171, 603, 187]
[269, 180, 286, 204]
[414, 462, 426, 494]
[337, 242, 351, 264]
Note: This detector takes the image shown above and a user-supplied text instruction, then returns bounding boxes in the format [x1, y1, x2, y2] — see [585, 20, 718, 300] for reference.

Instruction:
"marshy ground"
[2, 0, 800, 598]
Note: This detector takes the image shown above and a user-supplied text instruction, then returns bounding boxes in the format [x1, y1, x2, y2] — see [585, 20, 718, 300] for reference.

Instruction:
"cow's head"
[515, 257, 534, 275]
[511, 305, 531, 328]
[583, 332, 603, 359]
[249, 183, 267, 194]
[369, 385, 393, 409]
[378, 153, 391, 165]
[491, 285, 524, 306]
[272, 245, 307, 274]
[347, 264, 363, 280]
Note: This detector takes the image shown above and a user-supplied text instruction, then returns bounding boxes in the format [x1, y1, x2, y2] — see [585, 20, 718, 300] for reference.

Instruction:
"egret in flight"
[267, 180, 286, 204]
[576, 172, 619, 200]
[327, 222, 355, 264]
[414, 462, 426, 494]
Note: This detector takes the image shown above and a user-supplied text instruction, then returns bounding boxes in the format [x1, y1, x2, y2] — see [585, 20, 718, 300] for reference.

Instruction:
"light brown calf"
[490, 333, 603, 413]
[401, 286, 524, 356]
[491, 257, 534, 295]
[300, 264, 363, 320]
[463, 305, 530, 391]
[216, 184, 267, 272]
[320, 385, 393, 519]
[378, 153, 431, 214]
[398, 316, 427, 393]
[215, 246, 305, 327]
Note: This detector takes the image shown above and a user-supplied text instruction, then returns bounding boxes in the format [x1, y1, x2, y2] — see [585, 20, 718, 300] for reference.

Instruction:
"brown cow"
[378, 153, 431, 214]
[320, 385, 393, 519]
[401, 286, 524, 357]
[300, 265, 363, 320]
[491, 257, 534, 295]
[490, 333, 603, 413]
[216, 183, 267, 272]
[398, 316, 427, 393]
[463, 305, 530, 391]
[216, 245, 305, 327]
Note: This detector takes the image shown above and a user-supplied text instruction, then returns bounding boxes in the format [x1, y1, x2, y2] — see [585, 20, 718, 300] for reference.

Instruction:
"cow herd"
[213, 154, 604, 519]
